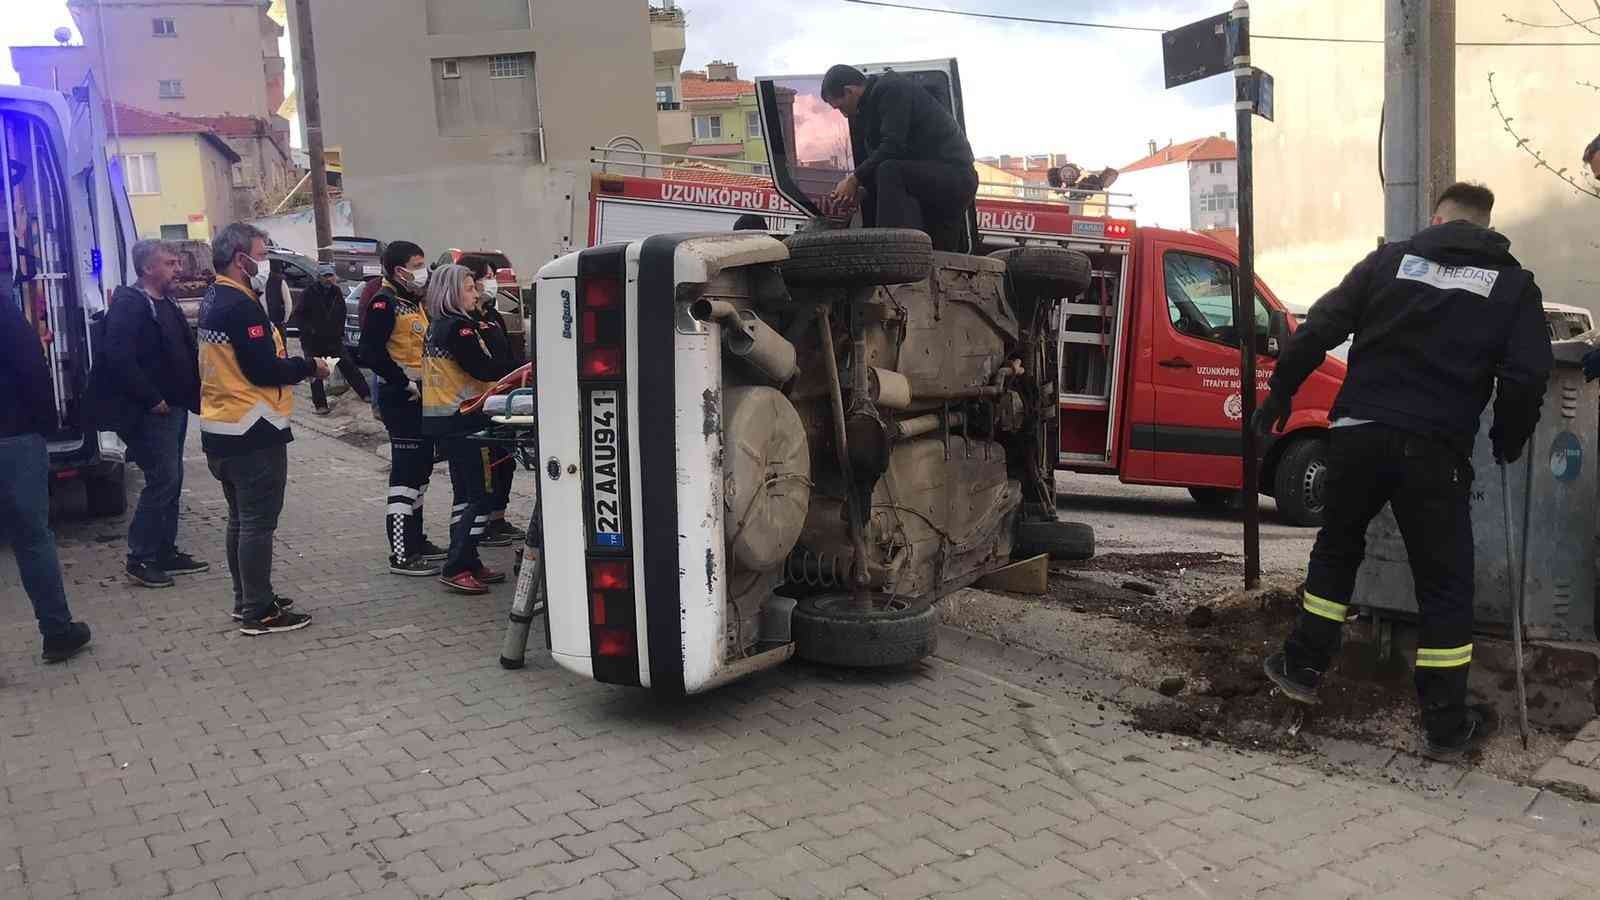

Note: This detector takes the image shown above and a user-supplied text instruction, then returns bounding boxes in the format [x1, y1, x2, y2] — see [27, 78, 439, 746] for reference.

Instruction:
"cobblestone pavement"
[3, 410, 1600, 900]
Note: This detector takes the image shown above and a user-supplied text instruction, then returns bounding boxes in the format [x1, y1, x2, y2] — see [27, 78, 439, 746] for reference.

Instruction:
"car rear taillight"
[587, 559, 635, 658]
[580, 277, 624, 378]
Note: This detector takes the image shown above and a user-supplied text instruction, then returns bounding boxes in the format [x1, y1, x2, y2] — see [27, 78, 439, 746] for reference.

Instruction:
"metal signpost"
[1164, 1, 1274, 588]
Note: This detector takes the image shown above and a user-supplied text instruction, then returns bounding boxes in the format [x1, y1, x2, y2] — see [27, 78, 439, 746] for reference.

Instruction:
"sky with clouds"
[0, 0, 1237, 169]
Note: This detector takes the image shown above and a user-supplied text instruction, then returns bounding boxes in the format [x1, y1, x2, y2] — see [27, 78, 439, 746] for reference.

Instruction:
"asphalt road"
[1054, 473, 1317, 580]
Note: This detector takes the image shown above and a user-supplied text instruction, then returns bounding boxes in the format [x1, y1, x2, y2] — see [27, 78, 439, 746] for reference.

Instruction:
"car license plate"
[587, 388, 625, 549]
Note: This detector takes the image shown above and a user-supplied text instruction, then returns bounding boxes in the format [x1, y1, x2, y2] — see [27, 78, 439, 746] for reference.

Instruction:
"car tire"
[1274, 436, 1329, 527]
[990, 246, 1093, 300]
[790, 593, 938, 668]
[1013, 519, 1095, 561]
[1188, 487, 1242, 511]
[781, 228, 933, 287]
[85, 465, 127, 518]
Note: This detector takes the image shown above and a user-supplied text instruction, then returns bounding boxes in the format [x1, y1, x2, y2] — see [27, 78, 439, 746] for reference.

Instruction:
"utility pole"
[1383, 0, 1455, 240]
[1232, 0, 1260, 589]
[291, 0, 333, 263]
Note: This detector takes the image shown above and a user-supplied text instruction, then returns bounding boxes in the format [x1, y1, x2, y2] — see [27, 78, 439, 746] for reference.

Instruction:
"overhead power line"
[840, 0, 1600, 47]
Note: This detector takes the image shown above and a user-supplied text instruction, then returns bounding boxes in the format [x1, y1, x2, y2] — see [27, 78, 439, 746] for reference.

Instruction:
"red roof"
[1121, 136, 1236, 173]
[183, 114, 272, 138]
[680, 70, 754, 101]
[662, 166, 769, 187]
[108, 104, 242, 163]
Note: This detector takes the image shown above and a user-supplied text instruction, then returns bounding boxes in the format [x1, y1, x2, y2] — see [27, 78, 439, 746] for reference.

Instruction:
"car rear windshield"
[332, 237, 380, 254]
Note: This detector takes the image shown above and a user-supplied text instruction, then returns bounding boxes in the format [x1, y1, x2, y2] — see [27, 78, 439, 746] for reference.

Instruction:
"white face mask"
[246, 256, 270, 292]
[406, 266, 430, 291]
[478, 278, 498, 300]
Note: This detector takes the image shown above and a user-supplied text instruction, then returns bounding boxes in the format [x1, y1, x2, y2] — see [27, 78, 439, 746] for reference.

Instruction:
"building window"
[441, 59, 460, 79]
[746, 111, 762, 139]
[152, 17, 176, 36]
[1201, 188, 1236, 212]
[1208, 161, 1224, 175]
[160, 224, 190, 240]
[122, 153, 160, 194]
[489, 54, 530, 79]
[694, 115, 722, 140]
[751, 163, 768, 176]
[656, 85, 678, 110]
[158, 79, 184, 99]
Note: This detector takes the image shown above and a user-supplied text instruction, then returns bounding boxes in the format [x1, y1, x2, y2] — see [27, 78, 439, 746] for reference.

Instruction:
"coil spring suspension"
[785, 548, 850, 589]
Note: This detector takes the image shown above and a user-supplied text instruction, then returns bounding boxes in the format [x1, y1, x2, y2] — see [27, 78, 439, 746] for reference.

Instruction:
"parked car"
[3, 79, 136, 516]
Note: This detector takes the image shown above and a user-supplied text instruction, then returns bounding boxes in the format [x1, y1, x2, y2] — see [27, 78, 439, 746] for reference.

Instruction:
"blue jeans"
[120, 409, 189, 565]
[0, 433, 74, 639]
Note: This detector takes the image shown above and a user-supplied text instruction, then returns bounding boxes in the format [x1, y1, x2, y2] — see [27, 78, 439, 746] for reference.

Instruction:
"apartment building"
[652, 2, 689, 154]
[1116, 136, 1238, 232]
[111, 104, 241, 241]
[289, 0, 658, 273]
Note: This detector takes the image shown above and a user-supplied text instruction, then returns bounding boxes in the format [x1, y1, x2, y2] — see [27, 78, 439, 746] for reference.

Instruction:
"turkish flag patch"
[371, 301, 387, 311]
[247, 325, 266, 339]
[459, 327, 474, 337]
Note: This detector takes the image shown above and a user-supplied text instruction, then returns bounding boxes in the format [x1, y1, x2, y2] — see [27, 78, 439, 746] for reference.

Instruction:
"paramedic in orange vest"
[198, 223, 321, 636]
[360, 240, 448, 576]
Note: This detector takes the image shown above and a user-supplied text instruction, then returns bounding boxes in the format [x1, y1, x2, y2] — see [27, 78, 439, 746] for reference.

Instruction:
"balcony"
[657, 106, 692, 153]
[657, 101, 681, 111]
[651, 10, 685, 68]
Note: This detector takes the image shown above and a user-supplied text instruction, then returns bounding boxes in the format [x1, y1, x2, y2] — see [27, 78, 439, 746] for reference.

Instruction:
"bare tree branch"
[1551, 0, 1600, 37]
[1581, 80, 1600, 92]
[1488, 72, 1600, 200]
[1504, 10, 1600, 27]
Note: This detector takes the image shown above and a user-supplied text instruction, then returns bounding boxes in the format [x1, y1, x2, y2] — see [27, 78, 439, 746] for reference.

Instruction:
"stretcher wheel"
[790, 593, 938, 668]
[781, 228, 933, 287]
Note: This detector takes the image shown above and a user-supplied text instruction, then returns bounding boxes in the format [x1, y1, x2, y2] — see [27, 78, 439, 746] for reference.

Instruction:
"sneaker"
[312, 405, 332, 416]
[416, 540, 449, 563]
[1263, 652, 1322, 705]
[230, 597, 296, 622]
[42, 622, 92, 663]
[473, 565, 507, 584]
[158, 551, 210, 576]
[126, 561, 174, 588]
[478, 530, 516, 548]
[487, 519, 525, 542]
[1423, 705, 1500, 761]
[390, 556, 442, 577]
[440, 571, 491, 595]
[239, 609, 313, 636]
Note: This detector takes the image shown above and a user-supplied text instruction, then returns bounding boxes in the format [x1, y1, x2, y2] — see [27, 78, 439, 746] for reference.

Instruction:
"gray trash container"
[1351, 337, 1597, 641]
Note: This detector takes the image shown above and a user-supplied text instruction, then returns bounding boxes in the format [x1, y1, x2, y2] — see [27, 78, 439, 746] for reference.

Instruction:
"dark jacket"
[850, 71, 975, 182]
[1271, 220, 1554, 454]
[476, 305, 512, 366]
[93, 285, 202, 424]
[421, 312, 514, 437]
[0, 297, 57, 439]
[292, 281, 347, 350]
[264, 269, 288, 327]
[197, 277, 314, 458]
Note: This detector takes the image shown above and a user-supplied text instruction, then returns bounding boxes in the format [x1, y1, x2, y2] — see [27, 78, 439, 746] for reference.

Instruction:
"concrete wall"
[246, 199, 356, 256]
[118, 133, 233, 240]
[68, 0, 275, 118]
[291, 0, 658, 276]
[10, 46, 94, 94]
[1254, 0, 1598, 313]
[1117, 164, 1191, 229]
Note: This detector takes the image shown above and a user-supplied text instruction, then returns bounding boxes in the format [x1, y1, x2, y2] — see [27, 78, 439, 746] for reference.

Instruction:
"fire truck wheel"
[85, 466, 127, 518]
[990, 246, 1093, 301]
[1188, 487, 1242, 511]
[1273, 436, 1329, 527]
[790, 593, 938, 668]
[781, 228, 933, 287]
[1012, 519, 1095, 561]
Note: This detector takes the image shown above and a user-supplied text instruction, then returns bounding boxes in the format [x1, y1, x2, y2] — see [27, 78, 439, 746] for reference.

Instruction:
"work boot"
[42, 622, 92, 663]
[1423, 704, 1499, 761]
[1263, 652, 1322, 705]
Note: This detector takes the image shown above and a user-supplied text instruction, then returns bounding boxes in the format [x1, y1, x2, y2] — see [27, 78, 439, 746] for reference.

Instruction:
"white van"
[2, 79, 138, 515]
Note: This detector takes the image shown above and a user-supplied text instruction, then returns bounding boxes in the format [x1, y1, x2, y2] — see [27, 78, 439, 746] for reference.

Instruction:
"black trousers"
[1285, 423, 1476, 741]
[861, 158, 978, 253]
[441, 437, 494, 577]
[300, 339, 370, 407]
[379, 389, 435, 561]
[490, 446, 515, 518]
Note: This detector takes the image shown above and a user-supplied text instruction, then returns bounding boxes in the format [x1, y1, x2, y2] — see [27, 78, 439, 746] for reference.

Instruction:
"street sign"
[1240, 68, 1275, 121]
[1162, 12, 1231, 89]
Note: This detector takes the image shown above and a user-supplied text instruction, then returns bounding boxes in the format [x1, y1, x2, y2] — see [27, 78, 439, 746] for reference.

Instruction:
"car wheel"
[781, 228, 933, 287]
[1274, 436, 1329, 527]
[790, 592, 938, 668]
[84, 465, 127, 518]
[989, 246, 1093, 300]
[1013, 519, 1095, 561]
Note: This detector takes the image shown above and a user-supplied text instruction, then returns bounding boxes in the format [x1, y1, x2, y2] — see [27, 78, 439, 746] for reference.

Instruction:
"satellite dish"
[54, 27, 73, 45]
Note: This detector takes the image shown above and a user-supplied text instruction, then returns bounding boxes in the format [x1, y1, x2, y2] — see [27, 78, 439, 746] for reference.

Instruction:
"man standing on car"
[0, 296, 92, 662]
[100, 239, 207, 588]
[821, 64, 978, 253]
[1256, 182, 1552, 759]
[292, 263, 370, 414]
[199, 223, 322, 635]
[361, 241, 448, 575]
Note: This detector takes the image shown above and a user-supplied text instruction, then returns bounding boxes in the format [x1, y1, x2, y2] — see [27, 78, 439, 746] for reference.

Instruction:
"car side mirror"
[1263, 310, 1289, 357]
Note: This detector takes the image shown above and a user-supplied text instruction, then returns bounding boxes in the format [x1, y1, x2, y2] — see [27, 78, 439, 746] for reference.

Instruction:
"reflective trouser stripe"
[1416, 644, 1473, 668]
[1303, 592, 1350, 623]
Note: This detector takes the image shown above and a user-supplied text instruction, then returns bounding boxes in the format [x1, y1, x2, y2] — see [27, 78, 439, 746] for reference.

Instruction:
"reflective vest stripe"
[1302, 592, 1350, 623]
[1415, 644, 1473, 668]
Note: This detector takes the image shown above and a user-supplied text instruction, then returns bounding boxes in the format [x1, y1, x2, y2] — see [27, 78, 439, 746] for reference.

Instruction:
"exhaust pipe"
[689, 299, 798, 382]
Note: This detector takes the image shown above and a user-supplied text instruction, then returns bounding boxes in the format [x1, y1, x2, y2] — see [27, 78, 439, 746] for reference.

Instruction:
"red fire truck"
[585, 155, 1342, 526]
